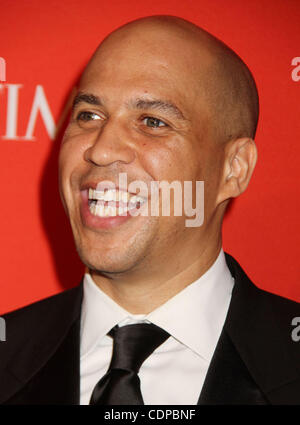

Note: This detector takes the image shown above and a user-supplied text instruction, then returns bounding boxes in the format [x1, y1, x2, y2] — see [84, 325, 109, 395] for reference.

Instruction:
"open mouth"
[88, 188, 147, 217]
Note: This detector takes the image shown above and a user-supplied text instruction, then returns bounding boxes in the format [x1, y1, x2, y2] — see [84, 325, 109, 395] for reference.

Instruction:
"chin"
[73, 219, 158, 275]
[75, 243, 143, 275]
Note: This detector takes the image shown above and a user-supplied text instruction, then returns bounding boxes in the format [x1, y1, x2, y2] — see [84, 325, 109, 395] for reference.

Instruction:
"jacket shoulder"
[0, 284, 83, 367]
[2, 284, 82, 323]
[225, 252, 300, 402]
[225, 251, 300, 311]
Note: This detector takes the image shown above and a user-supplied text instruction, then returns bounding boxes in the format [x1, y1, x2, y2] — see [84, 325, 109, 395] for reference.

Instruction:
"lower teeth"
[89, 202, 140, 217]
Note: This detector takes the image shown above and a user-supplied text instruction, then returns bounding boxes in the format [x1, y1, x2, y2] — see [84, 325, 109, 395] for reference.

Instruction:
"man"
[1, 15, 299, 405]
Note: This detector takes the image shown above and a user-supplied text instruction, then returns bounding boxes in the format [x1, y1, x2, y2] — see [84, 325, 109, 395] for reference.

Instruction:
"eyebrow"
[73, 92, 187, 121]
[73, 92, 102, 108]
[129, 98, 187, 121]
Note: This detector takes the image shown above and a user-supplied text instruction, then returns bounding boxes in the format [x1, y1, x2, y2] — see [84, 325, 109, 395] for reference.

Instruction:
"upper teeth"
[88, 188, 146, 204]
[89, 188, 130, 202]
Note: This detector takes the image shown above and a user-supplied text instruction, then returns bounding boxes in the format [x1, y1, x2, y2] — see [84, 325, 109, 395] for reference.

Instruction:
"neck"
[90, 238, 222, 314]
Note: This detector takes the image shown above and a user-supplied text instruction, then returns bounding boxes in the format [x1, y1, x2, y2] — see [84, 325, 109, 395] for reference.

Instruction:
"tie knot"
[108, 323, 169, 373]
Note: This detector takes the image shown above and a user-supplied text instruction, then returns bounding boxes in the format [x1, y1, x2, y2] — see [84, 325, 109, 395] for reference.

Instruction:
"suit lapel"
[198, 328, 268, 404]
[199, 253, 300, 405]
[1, 283, 83, 405]
[4, 318, 81, 405]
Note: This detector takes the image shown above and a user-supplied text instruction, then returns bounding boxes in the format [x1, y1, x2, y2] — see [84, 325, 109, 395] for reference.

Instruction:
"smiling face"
[58, 19, 237, 279]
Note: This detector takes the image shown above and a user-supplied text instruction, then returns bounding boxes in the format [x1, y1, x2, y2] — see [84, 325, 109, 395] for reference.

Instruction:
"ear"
[216, 137, 257, 205]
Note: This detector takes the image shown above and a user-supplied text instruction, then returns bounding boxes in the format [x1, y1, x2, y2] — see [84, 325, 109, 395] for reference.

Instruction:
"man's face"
[58, 28, 224, 275]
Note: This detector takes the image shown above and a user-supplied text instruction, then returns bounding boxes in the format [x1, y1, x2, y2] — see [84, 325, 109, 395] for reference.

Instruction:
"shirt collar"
[80, 274, 129, 358]
[80, 249, 234, 361]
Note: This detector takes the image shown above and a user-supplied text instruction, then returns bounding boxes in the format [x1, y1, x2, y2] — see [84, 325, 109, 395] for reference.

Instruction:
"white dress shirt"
[80, 249, 234, 405]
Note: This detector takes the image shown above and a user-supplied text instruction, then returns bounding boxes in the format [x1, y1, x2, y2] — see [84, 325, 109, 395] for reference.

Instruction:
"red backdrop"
[1, 0, 299, 314]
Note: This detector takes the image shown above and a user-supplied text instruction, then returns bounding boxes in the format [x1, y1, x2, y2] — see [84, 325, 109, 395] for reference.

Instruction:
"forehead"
[79, 30, 214, 116]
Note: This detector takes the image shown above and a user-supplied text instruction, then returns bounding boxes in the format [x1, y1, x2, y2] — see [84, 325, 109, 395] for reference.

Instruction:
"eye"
[142, 117, 167, 128]
[76, 111, 102, 122]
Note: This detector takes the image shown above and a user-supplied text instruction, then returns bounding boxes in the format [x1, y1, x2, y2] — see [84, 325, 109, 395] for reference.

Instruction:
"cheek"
[58, 144, 73, 191]
[59, 133, 87, 179]
[146, 151, 176, 181]
[58, 140, 84, 209]
[137, 138, 198, 183]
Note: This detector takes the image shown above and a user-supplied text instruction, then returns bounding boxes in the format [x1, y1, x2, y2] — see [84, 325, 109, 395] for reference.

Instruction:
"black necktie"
[89, 323, 170, 405]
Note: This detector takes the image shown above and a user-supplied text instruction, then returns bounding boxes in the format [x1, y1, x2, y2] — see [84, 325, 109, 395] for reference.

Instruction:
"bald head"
[83, 15, 259, 144]
[60, 15, 259, 283]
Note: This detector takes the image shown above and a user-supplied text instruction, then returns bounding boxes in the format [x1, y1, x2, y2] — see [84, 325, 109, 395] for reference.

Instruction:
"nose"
[84, 117, 136, 167]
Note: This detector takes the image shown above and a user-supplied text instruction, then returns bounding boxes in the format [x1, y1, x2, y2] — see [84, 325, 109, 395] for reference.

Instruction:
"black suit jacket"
[1, 253, 300, 405]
